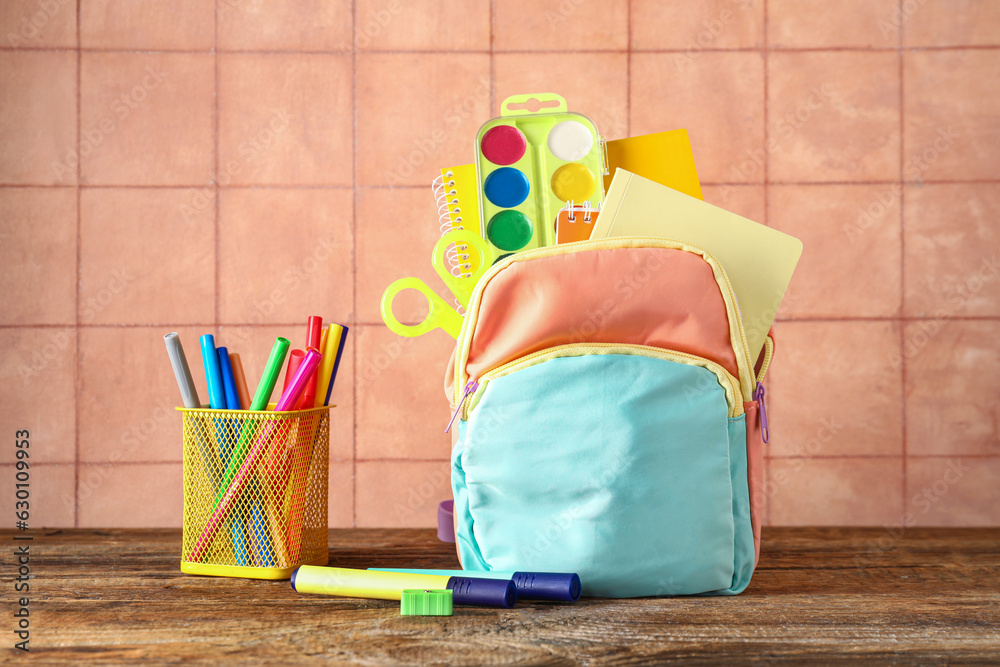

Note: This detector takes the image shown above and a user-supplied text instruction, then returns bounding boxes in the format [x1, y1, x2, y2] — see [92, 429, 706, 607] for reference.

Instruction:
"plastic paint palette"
[476, 94, 607, 257]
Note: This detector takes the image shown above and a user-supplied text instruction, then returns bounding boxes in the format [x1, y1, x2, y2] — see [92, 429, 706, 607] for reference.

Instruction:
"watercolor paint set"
[475, 93, 608, 257]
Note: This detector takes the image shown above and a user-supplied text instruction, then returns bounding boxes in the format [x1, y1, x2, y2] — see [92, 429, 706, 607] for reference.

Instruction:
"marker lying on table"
[291, 565, 517, 608]
[370, 568, 582, 601]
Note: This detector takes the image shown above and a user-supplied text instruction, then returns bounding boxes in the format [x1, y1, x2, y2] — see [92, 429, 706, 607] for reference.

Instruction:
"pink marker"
[189, 349, 322, 563]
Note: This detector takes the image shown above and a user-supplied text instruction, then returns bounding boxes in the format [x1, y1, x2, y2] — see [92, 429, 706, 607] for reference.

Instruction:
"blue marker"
[217, 346, 249, 565]
[369, 568, 581, 601]
[250, 489, 274, 567]
[199, 335, 226, 411]
[202, 336, 248, 566]
[217, 348, 241, 412]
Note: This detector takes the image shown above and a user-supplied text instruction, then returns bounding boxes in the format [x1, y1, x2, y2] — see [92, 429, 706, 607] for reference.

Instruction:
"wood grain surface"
[2, 527, 998, 664]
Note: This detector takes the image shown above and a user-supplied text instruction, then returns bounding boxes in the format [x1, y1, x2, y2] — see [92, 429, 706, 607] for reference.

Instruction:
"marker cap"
[164, 332, 200, 409]
[447, 576, 517, 608]
[400, 589, 453, 616]
[367, 568, 582, 602]
[511, 572, 582, 602]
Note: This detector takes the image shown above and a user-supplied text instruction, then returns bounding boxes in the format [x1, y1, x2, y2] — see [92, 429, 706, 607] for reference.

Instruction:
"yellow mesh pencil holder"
[180, 405, 331, 579]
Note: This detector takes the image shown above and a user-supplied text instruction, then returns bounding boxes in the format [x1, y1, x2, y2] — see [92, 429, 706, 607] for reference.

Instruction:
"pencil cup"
[179, 405, 331, 579]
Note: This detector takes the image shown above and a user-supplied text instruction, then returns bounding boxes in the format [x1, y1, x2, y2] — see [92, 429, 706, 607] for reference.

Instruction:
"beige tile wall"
[1, 0, 998, 528]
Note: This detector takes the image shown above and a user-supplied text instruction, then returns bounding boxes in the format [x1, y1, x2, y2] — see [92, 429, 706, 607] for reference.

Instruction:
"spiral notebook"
[555, 202, 601, 244]
[433, 164, 485, 275]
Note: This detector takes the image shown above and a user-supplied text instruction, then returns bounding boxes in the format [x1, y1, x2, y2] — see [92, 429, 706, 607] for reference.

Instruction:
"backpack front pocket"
[451, 345, 753, 598]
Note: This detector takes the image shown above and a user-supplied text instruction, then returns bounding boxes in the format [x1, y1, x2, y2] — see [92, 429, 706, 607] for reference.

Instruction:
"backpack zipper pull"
[445, 380, 479, 433]
[753, 382, 769, 443]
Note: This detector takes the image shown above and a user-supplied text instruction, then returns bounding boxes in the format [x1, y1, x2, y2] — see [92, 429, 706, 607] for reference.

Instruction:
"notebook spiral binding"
[563, 199, 599, 223]
[432, 172, 473, 312]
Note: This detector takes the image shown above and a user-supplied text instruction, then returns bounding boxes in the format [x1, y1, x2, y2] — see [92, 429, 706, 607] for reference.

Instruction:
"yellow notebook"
[605, 129, 703, 200]
[433, 164, 486, 274]
[590, 169, 802, 362]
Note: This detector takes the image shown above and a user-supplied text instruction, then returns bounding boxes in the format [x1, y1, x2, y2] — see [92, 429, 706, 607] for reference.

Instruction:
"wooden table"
[3, 527, 998, 664]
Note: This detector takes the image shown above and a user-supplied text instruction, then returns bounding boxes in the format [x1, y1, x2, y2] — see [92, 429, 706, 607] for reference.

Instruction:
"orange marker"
[229, 352, 251, 410]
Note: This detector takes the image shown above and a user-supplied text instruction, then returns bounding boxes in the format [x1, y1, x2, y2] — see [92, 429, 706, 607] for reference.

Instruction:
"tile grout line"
[489, 0, 495, 113]
[626, 0, 631, 137]
[753, 454, 1000, 461]
[214, 0, 220, 334]
[4, 312, 1000, 332]
[7, 178, 1000, 189]
[762, 0, 771, 528]
[10, 454, 999, 468]
[898, 0, 908, 517]
[6, 45, 1000, 55]
[351, 0, 358, 529]
[212, 3, 222, 336]
[73, 0, 82, 529]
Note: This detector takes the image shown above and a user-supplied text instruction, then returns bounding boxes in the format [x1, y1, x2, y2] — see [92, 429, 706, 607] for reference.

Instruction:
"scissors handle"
[381, 277, 463, 339]
[432, 229, 492, 308]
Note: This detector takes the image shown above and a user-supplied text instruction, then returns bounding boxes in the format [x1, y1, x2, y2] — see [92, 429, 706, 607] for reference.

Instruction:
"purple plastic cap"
[511, 572, 582, 601]
[447, 576, 517, 608]
[437, 500, 455, 543]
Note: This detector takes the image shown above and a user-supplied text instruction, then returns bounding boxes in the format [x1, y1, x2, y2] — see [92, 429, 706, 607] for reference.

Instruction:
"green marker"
[214, 337, 290, 506]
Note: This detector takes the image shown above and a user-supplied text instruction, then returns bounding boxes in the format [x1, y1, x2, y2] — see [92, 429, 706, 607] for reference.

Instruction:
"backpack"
[442, 237, 771, 597]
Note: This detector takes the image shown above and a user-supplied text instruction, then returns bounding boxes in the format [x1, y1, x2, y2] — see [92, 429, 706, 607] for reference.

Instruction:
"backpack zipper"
[753, 382, 769, 443]
[445, 380, 478, 433]
[451, 343, 744, 427]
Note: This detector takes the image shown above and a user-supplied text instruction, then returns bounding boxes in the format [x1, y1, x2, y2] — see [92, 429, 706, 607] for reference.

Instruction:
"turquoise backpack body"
[445, 238, 770, 597]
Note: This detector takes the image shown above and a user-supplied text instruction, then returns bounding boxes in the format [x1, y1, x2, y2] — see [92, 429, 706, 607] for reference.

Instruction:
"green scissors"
[381, 229, 492, 339]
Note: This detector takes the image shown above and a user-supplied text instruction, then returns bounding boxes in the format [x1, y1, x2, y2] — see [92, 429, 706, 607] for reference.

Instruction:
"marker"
[291, 566, 517, 608]
[199, 334, 231, 485]
[315, 324, 340, 407]
[216, 346, 247, 565]
[199, 334, 226, 410]
[322, 324, 349, 406]
[230, 515, 251, 566]
[165, 332, 215, 488]
[281, 349, 306, 410]
[282, 349, 304, 391]
[300, 316, 323, 408]
[250, 337, 291, 411]
[249, 487, 274, 566]
[370, 568, 581, 602]
[192, 350, 323, 562]
[163, 333, 201, 408]
[284, 346, 322, 561]
[229, 352, 251, 410]
[217, 347, 240, 411]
